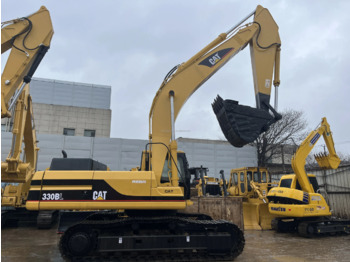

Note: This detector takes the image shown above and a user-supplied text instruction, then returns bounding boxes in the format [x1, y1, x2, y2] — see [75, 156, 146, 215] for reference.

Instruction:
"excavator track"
[59, 212, 244, 261]
[272, 218, 350, 238]
[297, 219, 350, 238]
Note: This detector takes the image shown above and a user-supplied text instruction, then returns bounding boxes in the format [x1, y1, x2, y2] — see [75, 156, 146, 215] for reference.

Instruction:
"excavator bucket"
[314, 153, 341, 170]
[212, 95, 280, 147]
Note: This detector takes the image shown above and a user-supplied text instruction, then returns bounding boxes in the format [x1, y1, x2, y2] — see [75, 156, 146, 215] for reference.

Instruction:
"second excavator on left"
[26, 5, 281, 261]
[1, 6, 55, 228]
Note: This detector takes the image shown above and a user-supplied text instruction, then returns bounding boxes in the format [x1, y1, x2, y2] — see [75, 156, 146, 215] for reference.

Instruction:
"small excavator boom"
[291, 117, 340, 193]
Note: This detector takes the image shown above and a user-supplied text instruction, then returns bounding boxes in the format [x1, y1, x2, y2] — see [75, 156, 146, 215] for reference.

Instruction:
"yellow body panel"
[268, 187, 331, 217]
[26, 170, 188, 211]
[269, 202, 331, 217]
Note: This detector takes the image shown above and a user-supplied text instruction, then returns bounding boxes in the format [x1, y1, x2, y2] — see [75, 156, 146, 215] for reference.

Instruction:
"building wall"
[1, 132, 257, 180]
[30, 78, 111, 110]
[1, 77, 112, 137]
[33, 103, 111, 137]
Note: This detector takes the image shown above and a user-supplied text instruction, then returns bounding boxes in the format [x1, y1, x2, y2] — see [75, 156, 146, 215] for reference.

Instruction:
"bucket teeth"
[212, 95, 278, 147]
[314, 153, 340, 169]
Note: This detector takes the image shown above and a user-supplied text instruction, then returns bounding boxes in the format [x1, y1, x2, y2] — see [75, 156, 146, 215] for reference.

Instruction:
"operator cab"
[279, 174, 319, 192]
[228, 167, 271, 196]
[140, 150, 191, 199]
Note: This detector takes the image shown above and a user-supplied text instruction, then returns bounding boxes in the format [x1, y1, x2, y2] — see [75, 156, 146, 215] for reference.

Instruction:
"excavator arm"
[1, 5, 53, 118]
[1, 6, 53, 207]
[291, 117, 341, 193]
[149, 5, 281, 186]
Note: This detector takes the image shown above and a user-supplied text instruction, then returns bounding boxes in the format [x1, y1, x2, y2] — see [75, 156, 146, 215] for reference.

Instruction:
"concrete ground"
[1, 226, 350, 262]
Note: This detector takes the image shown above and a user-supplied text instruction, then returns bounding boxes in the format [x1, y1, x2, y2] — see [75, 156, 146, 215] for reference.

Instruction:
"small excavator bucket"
[314, 153, 341, 170]
[212, 95, 280, 147]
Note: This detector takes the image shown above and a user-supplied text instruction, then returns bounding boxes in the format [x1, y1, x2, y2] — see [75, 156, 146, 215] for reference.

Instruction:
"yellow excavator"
[223, 167, 277, 230]
[26, 5, 281, 261]
[267, 117, 350, 237]
[1, 6, 55, 228]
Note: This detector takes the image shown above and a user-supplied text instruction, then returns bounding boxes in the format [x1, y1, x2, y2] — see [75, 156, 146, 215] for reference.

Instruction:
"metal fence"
[311, 165, 350, 219]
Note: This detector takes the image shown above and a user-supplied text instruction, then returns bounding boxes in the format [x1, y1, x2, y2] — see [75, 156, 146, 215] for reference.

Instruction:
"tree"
[253, 109, 308, 166]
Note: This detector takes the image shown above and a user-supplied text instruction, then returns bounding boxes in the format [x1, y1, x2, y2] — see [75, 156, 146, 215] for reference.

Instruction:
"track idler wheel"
[59, 225, 96, 259]
[212, 95, 281, 147]
[298, 222, 315, 238]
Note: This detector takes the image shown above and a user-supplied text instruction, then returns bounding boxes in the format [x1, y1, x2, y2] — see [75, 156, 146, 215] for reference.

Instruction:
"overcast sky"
[2, 0, 350, 156]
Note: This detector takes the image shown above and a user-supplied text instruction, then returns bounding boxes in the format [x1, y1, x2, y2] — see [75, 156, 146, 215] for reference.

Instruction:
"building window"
[84, 129, 95, 137]
[63, 128, 75, 136]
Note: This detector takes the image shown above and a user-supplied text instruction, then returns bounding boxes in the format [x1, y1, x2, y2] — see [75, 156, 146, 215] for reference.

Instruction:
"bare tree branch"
[251, 109, 307, 166]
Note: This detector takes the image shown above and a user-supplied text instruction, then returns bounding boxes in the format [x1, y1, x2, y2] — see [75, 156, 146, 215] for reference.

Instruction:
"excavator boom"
[1, 6, 53, 213]
[149, 5, 281, 185]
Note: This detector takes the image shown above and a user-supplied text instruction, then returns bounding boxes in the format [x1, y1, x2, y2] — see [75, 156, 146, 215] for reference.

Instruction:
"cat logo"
[209, 53, 221, 66]
[199, 48, 234, 68]
[93, 191, 107, 200]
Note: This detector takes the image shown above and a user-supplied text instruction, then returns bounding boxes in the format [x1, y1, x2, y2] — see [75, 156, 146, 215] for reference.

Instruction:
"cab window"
[240, 172, 244, 182]
[280, 179, 292, 188]
[160, 156, 171, 183]
[262, 172, 267, 183]
[247, 171, 252, 191]
[253, 171, 260, 182]
[177, 156, 186, 184]
[308, 176, 320, 192]
[233, 173, 238, 185]
[240, 172, 245, 193]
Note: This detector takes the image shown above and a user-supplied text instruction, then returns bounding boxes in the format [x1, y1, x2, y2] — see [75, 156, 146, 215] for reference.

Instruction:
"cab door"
[239, 171, 246, 196]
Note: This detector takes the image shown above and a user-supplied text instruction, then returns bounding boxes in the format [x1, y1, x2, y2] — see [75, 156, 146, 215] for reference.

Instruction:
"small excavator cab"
[212, 96, 281, 147]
